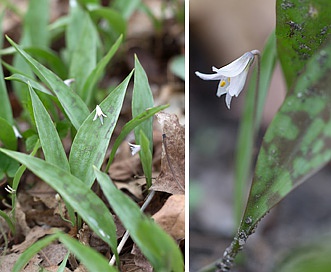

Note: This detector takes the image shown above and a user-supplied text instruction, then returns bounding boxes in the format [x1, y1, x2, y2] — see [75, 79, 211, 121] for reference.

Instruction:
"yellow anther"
[227, 77, 231, 82]
[220, 80, 226, 87]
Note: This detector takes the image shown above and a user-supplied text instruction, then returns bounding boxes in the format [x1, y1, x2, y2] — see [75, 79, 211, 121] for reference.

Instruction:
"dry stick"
[162, 133, 185, 192]
[109, 190, 156, 266]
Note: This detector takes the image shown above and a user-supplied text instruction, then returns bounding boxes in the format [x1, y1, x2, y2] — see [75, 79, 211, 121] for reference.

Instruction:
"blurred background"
[189, 0, 331, 271]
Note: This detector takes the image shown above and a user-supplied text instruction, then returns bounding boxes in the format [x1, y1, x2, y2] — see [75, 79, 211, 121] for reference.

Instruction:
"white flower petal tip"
[64, 78, 75, 86]
[5, 185, 15, 194]
[128, 143, 141, 156]
[195, 50, 260, 109]
[12, 125, 22, 138]
[93, 105, 107, 125]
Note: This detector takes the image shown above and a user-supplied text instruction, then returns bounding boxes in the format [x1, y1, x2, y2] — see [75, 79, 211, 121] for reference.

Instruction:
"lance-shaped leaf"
[106, 104, 169, 169]
[28, 84, 69, 171]
[81, 35, 123, 105]
[276, 0, 331, 89]
[69, 71, 133, 187]
[6, 36, 89, 130]
[94, 168, 184, 272]
[216, 37, 331, 272]
[132, 55, 154, 151]
[0, 148, 119, 262]
[234, 32, 277, 224]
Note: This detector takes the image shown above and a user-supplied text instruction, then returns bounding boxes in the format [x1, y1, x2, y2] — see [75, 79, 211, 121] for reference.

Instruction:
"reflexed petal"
[228, 68, 249, 96]
[195, 71, 223, 81]
[216, 52, 254, 77]
[225, 93, 233, 109]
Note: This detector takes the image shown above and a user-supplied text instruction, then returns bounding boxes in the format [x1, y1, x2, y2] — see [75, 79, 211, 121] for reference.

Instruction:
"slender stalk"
[109, 190, 156, 265]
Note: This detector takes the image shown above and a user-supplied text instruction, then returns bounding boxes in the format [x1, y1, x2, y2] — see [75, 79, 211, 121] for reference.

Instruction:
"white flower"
[195, 50, 260, 109]
[93, 105, 107, 125]
[12, 125, 22, 138]
[63, 78, 75, 86]
[5, 185, 15, 194]
[128, 142, 141, 156]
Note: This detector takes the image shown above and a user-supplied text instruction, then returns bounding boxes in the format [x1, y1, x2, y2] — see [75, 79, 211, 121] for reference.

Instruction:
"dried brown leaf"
[151, 112, 185, 194]
[0, 253, 20, 272]
[152, 195, 185, 240]
[131, 244, 153, 272]
[39, 243, 68, 267]
[11, 226, 53, 253]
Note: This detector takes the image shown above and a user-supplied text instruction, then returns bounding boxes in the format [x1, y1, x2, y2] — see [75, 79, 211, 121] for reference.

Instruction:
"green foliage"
[94, 168, 184, 271]
[69, 71, 133, 187]
[139, 130, 153, 188]
[0, 1, 182, 270]
[234, 32, 277, 224]
[276, 0, 331, 89]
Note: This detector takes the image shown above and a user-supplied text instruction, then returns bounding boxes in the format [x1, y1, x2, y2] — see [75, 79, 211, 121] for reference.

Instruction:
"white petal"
[195, 71, 223, 81]
[216, 52, 254, 77]
[228, 68, 249, 97]
[216, 77, 229, 97]
[225, 93, 233, 109]
[128, 143, 141, 156]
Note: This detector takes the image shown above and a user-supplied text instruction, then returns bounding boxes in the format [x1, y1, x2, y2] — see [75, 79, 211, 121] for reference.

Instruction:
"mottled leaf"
[69, 71, 133, 187]
[94, 168, 184, 272]
[28, 84, 69, 171]
[0, 149, 118, 260]
[218, 36, 331, 272]
[276, 0, 331, 89]
[7, 36, 90, 130]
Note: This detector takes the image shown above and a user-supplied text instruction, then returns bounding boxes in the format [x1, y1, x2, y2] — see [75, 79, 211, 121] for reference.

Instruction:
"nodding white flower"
[5, 185, 15, 194]
[128, 142, 141, 156]
[12, 125, 22, 138]
[93, 105, 107, 125]
[195, 50, 260, 109]
[63, 78, 75, 86]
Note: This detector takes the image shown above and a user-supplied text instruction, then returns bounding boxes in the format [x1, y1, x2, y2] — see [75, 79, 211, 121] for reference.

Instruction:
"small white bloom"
[5, 185, 15, 194]
[63, 78, 75, 86]
[12, 125, 22, 138]
[195, 50, 260, 109]
[93, 105, 107, 125]
[128, 142, 141, 156]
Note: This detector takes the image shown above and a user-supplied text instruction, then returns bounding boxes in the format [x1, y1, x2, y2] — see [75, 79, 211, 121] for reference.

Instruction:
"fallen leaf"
[151, 112, 185, 194]
[114, 178, 146, 201]
[11, 226, 53, 253]
[39, 243, 68, 267]
[0, 253, 20, 272]
[152, 194, 185, 240]
[131, 244, 153, 272]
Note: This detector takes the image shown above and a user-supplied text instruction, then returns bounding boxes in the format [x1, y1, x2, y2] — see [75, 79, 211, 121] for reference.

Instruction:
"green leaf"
[57, 232, 118, 272]
[94, 168, 184, 272]
[139, 130, 152, 188]
[234, 32, 277, 224]
[81, 35, 123, 105]
[0, 149, 118, 259]
[0, 210, 15, 234]
[5, 74, 53, 95]
[89, 7, 126, 41]
[170, 55, 185, 80]
[107, 104, 169, 168]
[6, 36, 90, 130]
[0, 25, 13, 124]
[215, 37, 331, 271]
[69, 71, 133, 187]
[111, 0, 141, 19]
[0, 117, 17, 150]
[132, 55, 154, 151]
[21, 0, 50, 48]
[28, 84, 70, 171]
[276, 0, 331, 89]
[68, 10, 98, 94]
